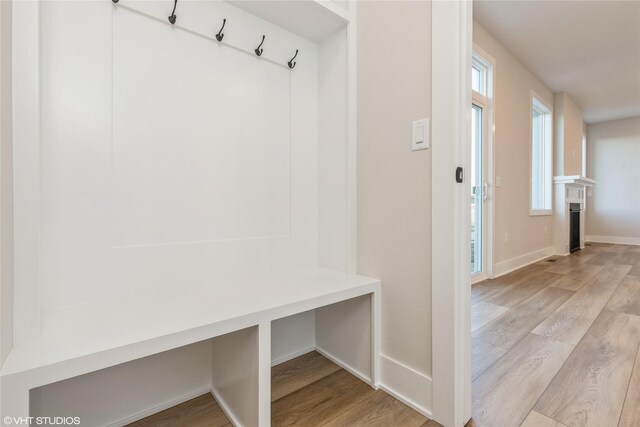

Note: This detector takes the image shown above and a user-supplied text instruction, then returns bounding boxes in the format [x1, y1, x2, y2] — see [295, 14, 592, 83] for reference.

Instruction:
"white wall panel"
[38, 1, 318, 309]
[318, 28, 348, 272]
[271, 311, 315, 365]
[211, 327, 259, 427]
[1, 0, 14, 362]
[316, 295, 372, 382]
[112, 8, 290, 247]
[40, 0, 114, 309]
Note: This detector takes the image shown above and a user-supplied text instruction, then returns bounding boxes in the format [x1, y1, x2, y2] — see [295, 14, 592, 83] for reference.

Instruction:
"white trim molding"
[211, 386, 244, 427]
[379, 355, 432, 419]
[315, 346, 372, 386]
[529, 91, 554, 217]
[105, 387, 212, 427]
[493, 246, 555, 278]
[270, 346, 315, 367]
[431, 1, 473, 426]
[586, 235, 640, 246]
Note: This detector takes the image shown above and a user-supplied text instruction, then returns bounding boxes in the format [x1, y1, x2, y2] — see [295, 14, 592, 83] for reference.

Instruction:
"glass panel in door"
[471, 104, 483, 275]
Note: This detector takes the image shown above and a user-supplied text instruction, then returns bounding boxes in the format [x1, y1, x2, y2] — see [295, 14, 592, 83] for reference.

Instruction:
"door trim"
[431, 1, 473, 426]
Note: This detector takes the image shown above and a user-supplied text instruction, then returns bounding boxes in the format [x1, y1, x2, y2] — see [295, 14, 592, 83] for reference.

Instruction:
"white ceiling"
[474, 0, 640, 124]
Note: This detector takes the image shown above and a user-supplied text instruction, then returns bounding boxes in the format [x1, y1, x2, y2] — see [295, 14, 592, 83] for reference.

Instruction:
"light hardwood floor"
[128, 351, 437, 426]
[469, 243, 640, 427]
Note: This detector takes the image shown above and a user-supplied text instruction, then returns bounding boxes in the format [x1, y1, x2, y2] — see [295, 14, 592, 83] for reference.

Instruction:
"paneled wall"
[34, 1, 319, 311]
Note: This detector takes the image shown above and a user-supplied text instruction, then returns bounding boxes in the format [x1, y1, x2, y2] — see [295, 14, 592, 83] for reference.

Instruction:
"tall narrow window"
[530, 96, 552, 215]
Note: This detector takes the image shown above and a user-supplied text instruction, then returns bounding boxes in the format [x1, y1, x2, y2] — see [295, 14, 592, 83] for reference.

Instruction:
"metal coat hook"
[255, 35, 265, 56]
[168, 0, 177, 25]
[288, 50, 299, 69]
[215, 19, 226, 42]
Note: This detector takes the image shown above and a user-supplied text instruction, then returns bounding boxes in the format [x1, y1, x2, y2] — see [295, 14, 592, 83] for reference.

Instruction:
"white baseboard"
[378, 354, 432, 418]
[106, 386, 211, 427]
[211, 386, 242, 427]
[271, 345, 315, 367]
[586, 235, 640, 246]
[493, 246, 555, 278]
[315, 346, 372, 385]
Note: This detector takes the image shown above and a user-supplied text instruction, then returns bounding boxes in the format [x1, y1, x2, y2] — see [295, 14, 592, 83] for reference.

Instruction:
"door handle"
[482, 182, 488, 202]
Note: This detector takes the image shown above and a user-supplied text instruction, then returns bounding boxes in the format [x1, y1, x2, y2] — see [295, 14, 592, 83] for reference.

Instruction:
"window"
[530, 95, 552, 215]
[472, 57, 487, 97]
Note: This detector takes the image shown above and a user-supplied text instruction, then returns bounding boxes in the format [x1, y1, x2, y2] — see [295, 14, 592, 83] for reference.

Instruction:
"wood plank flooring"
[470, 243, 640, 427]
[127, 394, 231, 427]
[271, 352, 433, 426]
[128, 351, 437, 426]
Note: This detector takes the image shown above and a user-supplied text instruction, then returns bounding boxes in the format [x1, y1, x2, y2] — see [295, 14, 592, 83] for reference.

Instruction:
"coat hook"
[255, 35, 265, 57]
[216, 19, 226, 42]
[112, 0, 119, 3]
[168, 0, 177, 25]
[288, 49, 299, 69]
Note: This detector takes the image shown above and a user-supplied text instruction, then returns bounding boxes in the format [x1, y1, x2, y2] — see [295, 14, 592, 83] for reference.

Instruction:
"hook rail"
[108, 3, 298, 69]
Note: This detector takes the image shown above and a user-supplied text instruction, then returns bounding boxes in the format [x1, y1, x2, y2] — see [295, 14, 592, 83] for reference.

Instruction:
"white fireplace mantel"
[553, 175, 596, 187]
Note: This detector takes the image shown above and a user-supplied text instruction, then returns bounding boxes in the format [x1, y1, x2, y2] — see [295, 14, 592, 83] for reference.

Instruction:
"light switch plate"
[412, 118, 429, 151]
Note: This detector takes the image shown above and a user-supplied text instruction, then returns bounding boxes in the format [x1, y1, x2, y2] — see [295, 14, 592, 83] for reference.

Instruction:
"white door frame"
[470, 45, 496, 285]
[431, 1, 473, 426]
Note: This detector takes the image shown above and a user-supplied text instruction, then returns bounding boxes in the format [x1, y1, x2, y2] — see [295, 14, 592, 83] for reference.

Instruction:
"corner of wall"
[553, 93, 565, 177]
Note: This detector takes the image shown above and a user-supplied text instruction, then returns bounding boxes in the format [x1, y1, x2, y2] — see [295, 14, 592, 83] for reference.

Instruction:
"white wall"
[586, 116, 640, 241]
[357, 0, 432, 399]
[554, 92, 584, 176]
[473, 22, 555, 269]
[0, 0, 13, 367]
